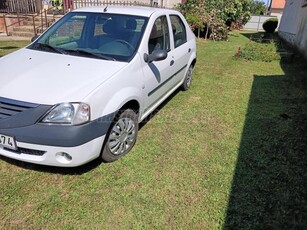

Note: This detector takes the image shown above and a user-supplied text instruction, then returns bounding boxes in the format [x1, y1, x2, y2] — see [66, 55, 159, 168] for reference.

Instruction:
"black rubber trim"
[148, 64, 187, 97]
[0, 112, 117, 147]
[0, 105, 52, 129]
[0, 97, 39, 108]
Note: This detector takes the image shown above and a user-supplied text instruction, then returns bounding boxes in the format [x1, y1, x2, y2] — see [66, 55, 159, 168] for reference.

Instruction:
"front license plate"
[0, 134, 17, 150]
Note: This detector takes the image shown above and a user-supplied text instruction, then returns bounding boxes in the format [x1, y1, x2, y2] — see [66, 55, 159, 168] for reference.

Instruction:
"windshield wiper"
[66, 48, 116, 61]
[34, 43, 66, 54]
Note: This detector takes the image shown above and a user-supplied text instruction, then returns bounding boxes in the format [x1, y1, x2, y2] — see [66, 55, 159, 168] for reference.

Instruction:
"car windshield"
[28, 12, 148, 62]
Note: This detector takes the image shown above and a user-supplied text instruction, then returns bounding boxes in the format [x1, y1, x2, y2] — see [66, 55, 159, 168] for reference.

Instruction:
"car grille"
[4, 147, 46, 156]
[0, 97, 38, 120]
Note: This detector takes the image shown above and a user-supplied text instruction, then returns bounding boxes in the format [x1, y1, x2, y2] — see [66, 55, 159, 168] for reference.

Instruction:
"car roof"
[73, 6, 179, 17]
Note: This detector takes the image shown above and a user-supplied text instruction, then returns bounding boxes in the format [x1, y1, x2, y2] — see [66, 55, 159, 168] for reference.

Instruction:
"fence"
[0, 0, 37, 13]
[243, 15, 278, 31]
[72, 0, 151, 9]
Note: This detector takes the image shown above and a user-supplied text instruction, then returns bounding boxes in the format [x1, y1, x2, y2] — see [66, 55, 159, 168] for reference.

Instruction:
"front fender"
[101, 86, 143, 119]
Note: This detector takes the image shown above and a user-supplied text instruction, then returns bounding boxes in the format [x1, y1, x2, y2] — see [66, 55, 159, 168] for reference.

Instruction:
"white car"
[0, 6, 196, 166]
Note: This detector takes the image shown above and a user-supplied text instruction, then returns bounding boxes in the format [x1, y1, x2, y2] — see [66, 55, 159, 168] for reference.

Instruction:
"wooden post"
[3, 14, 9, 36]
[41, 9, 43, 32]
[44, 9, 47, 29]
[236, 47, 241, 58]
[35, 0, 42, 13]
[32, 15, 36, 35]
[17, 11, 20, 26]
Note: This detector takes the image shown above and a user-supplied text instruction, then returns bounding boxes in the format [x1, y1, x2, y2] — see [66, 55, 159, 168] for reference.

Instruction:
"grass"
[0, 41, 30, 57]
[0, 31, 306, 229]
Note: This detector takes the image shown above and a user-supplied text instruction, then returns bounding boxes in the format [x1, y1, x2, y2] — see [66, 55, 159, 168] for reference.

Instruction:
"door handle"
[188, 48, 191, 53]
[170, 60, 174, 66]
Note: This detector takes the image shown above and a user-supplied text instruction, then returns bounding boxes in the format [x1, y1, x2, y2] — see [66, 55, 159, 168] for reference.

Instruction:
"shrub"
[210, 23, 229, 41]
[209, 12, 229, 41]
[262, 18, 278, 33]
[238, 41, 281, 62]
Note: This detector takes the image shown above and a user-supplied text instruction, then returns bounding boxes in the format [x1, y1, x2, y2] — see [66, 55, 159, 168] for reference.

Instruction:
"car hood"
[0, 48, 127, 105]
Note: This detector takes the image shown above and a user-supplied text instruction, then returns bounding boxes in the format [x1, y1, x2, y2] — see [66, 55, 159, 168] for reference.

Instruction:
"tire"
[181, 65, 194, 91]
[101, 109, 139, 162]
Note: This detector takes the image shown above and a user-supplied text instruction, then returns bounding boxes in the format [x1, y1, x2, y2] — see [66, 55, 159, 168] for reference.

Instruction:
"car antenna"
[103, 5, 108, 12]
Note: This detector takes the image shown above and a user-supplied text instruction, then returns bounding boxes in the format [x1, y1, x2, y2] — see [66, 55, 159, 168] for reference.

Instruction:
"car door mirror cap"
[144, 50, 167, 63]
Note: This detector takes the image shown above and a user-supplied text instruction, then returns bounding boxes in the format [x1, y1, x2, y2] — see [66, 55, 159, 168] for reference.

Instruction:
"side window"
[170, 15, 187, 48]
[148, 16, 170, 54]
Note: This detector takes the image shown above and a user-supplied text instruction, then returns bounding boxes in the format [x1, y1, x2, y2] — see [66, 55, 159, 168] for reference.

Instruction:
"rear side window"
[170, 15, 187, 48]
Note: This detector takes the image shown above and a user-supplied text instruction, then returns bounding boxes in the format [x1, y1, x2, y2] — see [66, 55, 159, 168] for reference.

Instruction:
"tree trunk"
[205, 24, 209, 40]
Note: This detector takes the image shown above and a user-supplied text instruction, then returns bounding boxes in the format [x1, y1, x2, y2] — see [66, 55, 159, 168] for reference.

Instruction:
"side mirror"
[144, 50, 167, 63]
[31, 35, 39, 42]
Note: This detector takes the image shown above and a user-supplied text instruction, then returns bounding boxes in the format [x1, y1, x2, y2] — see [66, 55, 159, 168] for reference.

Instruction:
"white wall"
[155, 0, 180, 8]
[278, 0, 307, 59]
[270, 9, 283, 17]
[243, 15, 278, 31]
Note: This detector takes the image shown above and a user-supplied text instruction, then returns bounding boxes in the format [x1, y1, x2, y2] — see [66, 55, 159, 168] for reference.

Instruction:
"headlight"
[41, 103, 90, 125]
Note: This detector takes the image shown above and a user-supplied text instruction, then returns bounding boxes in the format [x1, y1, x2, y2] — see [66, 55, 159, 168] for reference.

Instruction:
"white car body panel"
[0, 136, 105, 167]
[0, 48, 127, 105]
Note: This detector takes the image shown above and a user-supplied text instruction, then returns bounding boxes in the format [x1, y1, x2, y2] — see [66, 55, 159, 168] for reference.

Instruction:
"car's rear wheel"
[181, 65, 193, 91]
[101, 109, 138, 162]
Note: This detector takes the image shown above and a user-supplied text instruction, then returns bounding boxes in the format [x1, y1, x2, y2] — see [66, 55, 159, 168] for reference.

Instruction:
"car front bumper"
[0, 96, 116, 167]
[0, 135, 105, 167]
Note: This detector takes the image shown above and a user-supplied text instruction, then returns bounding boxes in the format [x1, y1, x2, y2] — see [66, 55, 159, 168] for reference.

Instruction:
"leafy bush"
[238, 41, 281, 62]
[209, 11, 229, 41]
[210, 23, 229, 41]
[262, 18, 278, 33]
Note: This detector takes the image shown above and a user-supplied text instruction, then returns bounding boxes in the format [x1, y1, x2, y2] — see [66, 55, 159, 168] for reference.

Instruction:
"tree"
[177, 0, 207, 38]
[218, 0, 251, 28]
[177, 0, 252, 40]
[250, 0, 266, 15]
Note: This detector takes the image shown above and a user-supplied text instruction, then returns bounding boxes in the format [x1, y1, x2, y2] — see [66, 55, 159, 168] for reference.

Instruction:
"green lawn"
[0, 41, 30, 57]
[0, 32, 306, 229]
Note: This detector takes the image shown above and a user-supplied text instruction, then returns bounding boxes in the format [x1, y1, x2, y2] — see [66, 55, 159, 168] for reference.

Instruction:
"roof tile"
[271, 0, 286, 9]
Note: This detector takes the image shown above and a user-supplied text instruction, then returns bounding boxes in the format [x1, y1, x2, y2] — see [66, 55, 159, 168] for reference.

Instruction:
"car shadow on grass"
[139, 88, 181, 130]
[0, 154, 104, 175]
[0, 46, 20, 49]
[223, 56, 307, 228]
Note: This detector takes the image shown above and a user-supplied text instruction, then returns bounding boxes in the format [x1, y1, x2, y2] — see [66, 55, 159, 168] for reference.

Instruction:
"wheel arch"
[97, 86, 142, 119]
[119, 99, 140, 116]
[191, 57, 197, 67]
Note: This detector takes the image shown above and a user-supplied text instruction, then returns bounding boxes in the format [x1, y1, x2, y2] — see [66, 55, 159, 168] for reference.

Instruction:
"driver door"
[142, 15, 176, 114]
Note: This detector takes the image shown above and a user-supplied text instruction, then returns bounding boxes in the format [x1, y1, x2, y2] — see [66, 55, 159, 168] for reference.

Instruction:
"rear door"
[168, 14, 191, 83]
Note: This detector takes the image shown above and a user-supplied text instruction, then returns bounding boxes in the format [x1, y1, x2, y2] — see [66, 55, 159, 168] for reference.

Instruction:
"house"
[278, 0, 307, 59]
[268, 0, 286, 16]
[71, 0, 182, 10]
[154, 0, 182, 8]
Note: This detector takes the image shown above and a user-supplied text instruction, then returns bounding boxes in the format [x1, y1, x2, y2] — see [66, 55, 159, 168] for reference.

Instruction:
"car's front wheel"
[101, 109, 138, 162]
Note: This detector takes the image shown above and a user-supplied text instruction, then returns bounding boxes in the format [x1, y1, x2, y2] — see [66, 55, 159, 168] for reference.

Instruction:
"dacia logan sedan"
[0, 6, 196, 166]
